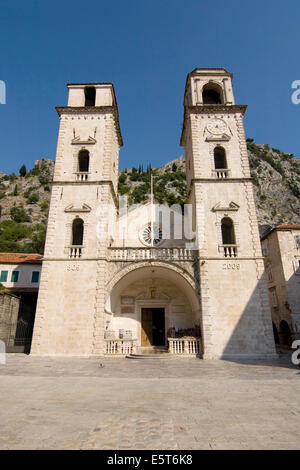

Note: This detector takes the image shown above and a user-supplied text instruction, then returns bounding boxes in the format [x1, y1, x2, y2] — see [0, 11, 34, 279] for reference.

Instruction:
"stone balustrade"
[213, 168, 230, 179]
[75, 172, 89, 182]
[108, 247, 195, 261]
[104, 339, 136, 355]
[219, 244, 238, 258]
[68, 245, 84, 259]
[168, 337, 202, 355]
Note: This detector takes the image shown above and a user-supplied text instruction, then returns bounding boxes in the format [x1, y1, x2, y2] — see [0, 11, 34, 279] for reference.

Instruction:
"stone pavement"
[0, 353, 299, 450]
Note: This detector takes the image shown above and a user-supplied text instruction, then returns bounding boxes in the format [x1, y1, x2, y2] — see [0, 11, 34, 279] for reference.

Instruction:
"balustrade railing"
[104, 339, 136, 355]
[219, 244, 238, 258]
[68, 245, 84, 259]
[76, 172, 89, 182]
[213, 169, 229, 179]
[108, 247, 194, 261]
[168, 337, 201, 355]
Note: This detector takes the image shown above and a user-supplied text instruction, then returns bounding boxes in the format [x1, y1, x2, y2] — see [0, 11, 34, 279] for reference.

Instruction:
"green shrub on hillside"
[27, 193, 39, 204]
[10, 206, 31, 223]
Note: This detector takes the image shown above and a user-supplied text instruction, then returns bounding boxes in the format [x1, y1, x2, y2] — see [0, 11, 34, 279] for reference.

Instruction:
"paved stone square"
[0, 353, 299, 450]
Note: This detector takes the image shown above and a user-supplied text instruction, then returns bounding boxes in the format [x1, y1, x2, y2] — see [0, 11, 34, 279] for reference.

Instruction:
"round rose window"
[141, 223, 163, 246]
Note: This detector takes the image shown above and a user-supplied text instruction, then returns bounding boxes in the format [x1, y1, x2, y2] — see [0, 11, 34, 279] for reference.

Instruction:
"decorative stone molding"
[71, 136, 96, 145]
[105, 260, 199, 301]
[64, 203, 92, 213]
[212, 201, 240, 212]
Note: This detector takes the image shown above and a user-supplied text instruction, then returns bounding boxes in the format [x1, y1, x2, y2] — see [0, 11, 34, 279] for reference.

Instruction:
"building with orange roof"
[0, 253, 42, 292]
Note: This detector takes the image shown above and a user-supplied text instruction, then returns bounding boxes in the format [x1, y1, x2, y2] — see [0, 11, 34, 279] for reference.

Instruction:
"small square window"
[0, 270, 8, 282]
[31, 271, 40, 283]
[11, 271, 19, 282]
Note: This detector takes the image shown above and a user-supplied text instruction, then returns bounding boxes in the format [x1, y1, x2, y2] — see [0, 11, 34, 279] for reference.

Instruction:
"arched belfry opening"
[221, 217, 236, 245]
[214, 147, 227, 169]
[78, 150, 90, 172]
[72, 218, 84, 246]
[202, 83, 223, 104]
[84, 86, 96, 106]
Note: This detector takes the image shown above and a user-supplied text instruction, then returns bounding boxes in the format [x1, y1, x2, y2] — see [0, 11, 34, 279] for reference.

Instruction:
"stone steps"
[126, 345, 171, 359]
[126, 353, 172, 359]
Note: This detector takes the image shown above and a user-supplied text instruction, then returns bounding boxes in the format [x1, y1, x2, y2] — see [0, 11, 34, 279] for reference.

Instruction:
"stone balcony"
[213, 168, 230, 179]
[219, 244, 238, 258]
[75, 171, 89, 182]
[108, 247, 195, 262]
[68, 245, 84, 258]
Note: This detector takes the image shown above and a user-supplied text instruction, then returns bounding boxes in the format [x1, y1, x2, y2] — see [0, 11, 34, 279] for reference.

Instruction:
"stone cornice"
[188, 104, 247, 114]
[55, 106, 123, 146]
[191, 177, 253, 183]
[180, 104, 247, 145]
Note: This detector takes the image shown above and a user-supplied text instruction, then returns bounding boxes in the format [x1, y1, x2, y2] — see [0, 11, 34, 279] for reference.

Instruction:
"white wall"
[0, 263, 41, 288]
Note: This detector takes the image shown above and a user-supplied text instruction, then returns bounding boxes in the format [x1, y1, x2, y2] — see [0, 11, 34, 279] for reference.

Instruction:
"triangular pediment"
[64, 203, 92, 213]
[212, 201, 240, 212]
[205, 133, 230, 142]
[71, 136, 96, 145]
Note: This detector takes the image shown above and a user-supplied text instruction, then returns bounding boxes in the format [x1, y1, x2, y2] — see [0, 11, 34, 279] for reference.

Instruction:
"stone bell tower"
[180, 68, 276, 359]
[31, 83, 123, 356]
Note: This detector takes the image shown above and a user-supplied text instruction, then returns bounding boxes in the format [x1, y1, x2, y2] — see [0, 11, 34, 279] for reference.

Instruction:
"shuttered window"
[11, 271, 19, 282]
[0, 270, 8, 282]
[31, 271, 40, 283]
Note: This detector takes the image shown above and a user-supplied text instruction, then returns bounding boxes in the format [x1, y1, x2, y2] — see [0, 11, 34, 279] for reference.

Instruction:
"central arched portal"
[105, 264, 201, 350]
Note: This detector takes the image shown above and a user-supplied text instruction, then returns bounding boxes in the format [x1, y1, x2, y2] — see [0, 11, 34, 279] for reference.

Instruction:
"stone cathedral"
[31, 68, 276, 359]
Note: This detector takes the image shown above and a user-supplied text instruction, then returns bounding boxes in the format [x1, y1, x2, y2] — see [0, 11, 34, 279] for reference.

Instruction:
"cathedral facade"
[31, 68, 276, 359]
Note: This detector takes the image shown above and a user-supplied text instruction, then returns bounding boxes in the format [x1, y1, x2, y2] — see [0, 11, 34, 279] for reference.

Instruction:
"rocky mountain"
[0, 159, 54, 253]
[246, 140, 300, 231]
[0, 141, 299, 253]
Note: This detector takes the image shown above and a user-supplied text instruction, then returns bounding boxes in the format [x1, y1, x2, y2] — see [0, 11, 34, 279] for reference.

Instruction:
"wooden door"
[141, 309, 152, 346]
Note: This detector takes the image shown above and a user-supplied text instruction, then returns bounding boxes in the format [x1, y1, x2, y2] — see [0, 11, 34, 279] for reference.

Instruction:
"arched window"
[84, 86, 96, 106]
[72, 218, 84, 246]
[214, 147, 227, 169]
[202, 83, 223, 104]
[78, 150, 89, 172]
[279, 320, 292, 346]
[221, 217, 236, 245]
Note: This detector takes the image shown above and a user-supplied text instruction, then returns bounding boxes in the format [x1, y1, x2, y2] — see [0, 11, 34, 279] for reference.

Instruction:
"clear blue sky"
[1, 0, 300, 174]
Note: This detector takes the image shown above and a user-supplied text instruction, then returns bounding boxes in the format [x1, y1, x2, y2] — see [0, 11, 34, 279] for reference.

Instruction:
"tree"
[172, 163, 177, 172]
[19, 165, 27, 177]
[118, 173, 127, 184]
[13, 184, 18, 196]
